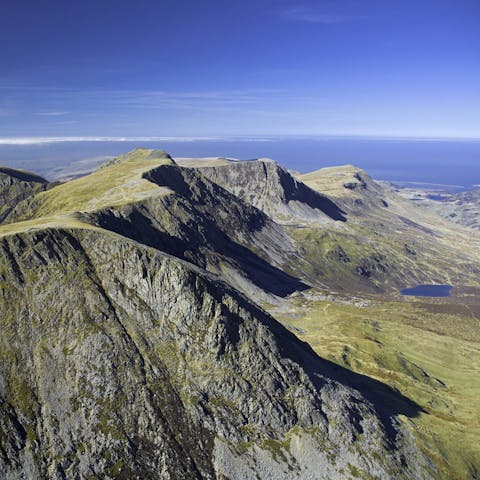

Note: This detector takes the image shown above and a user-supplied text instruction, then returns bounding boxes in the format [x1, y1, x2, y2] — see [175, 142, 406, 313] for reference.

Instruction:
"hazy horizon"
[1, 133, 480, 145]
[1, 136, 479, 189]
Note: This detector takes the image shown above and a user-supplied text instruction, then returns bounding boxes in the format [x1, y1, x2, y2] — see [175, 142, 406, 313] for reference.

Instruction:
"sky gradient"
[1, 0, 479, 139]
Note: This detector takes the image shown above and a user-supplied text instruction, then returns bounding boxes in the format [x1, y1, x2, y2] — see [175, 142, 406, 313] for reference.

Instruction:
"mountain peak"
[99, 148, 175, 170]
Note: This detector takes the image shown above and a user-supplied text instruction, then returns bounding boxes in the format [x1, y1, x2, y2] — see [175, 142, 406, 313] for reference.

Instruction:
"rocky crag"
[0, 167, 48, 223]
[0, 227, 433, 479]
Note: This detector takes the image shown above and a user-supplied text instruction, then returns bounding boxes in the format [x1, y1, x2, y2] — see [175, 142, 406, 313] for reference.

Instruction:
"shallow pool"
[400, 284, 453, 297]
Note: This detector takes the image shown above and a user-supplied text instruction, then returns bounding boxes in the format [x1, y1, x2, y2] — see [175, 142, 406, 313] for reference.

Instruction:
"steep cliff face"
[84, 163, 307, 300]
[191, 160, 346, 224]
[0, 227, 433, 479]
[0, 167, 48, 224]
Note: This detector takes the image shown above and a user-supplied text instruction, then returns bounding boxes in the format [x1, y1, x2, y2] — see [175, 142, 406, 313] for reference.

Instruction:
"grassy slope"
[0, 214, 104, 238]
[292, 165, 480, 293]
[0, 149, 175, 237]
[271, 293, 480, 480]
[15, 148, 174, 219]
[289, 166, 480, 477]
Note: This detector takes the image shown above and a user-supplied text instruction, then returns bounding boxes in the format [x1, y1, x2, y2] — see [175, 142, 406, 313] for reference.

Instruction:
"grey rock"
[189, 159, 347, 224]
[0, 167, 48, 224]
[0, 227, 433, 479]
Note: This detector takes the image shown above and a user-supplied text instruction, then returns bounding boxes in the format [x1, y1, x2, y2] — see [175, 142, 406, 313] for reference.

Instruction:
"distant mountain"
[424, 189, 480, 230]
[297, 165, 391, 214]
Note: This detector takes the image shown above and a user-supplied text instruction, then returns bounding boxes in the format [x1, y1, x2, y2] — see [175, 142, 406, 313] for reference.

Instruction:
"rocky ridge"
[189, 159, 347, 224]
[0, 227, 433, 479]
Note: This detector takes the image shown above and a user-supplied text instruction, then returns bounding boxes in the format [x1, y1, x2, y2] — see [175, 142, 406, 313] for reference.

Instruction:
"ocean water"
[0, 137, 479, 189]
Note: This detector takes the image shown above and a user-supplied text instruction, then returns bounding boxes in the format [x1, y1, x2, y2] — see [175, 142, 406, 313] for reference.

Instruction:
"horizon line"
[0, 134, 480, 146]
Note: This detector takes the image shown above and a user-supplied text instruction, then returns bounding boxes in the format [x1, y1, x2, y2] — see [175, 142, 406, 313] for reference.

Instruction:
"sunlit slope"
[10, 148, 175, 220]
[271, 293, 480, 480]
[298, 165, 389, 208]
[291, 165, 480, 293]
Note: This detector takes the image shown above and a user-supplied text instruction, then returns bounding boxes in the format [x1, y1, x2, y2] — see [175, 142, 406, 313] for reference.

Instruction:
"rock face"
[0, 227, 433, 479]
[87, 164, 307, 300]
[191, 159, 347, 224]
[0, 167, 48, 223]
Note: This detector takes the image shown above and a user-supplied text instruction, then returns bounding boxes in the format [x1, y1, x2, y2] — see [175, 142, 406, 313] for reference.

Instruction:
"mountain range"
[1, 149, 479, 479]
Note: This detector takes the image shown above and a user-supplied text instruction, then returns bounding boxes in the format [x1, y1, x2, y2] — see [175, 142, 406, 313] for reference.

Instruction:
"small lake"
[427, 194, 449, 201]
[400, 284, 453, 297]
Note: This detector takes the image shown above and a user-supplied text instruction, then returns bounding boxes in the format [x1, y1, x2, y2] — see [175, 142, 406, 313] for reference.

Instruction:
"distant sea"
[0, 136, 479, 190]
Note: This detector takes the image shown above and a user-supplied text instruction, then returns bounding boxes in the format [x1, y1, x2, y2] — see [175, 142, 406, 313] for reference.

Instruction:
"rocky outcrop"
[0, 167, 48, 224]
[190, 159, 346, 224]
[0, 227, 433, 479]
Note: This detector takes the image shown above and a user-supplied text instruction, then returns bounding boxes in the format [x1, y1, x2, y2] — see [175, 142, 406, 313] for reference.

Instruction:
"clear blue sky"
[0, 0, 479, 139]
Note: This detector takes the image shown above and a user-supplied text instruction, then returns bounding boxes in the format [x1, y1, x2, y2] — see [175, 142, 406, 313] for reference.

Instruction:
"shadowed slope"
[0, 167, 48, 224]
[1, 150, 309, 299]
[190, 159, 347, 223]
[88, 164, 308, 297]
[0, 226, 432, 479]
[0, 167, 48, 184]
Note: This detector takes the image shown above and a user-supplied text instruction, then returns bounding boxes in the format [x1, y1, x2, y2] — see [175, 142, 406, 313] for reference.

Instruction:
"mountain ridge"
[1, 148, 479, 478]
[0, 225, 433, 479]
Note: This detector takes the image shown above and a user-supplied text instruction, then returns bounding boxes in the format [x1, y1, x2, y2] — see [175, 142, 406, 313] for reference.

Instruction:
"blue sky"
[0, 0, 479, 139]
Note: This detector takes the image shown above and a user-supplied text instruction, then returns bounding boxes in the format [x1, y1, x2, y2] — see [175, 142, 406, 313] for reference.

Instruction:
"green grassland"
[0, 213, 102, 238]
[15, 148, 174, 220]
[271, 292, 480, 480]
[0, 149, 175, 237]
